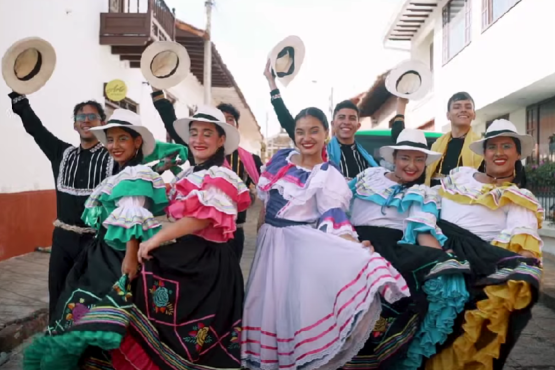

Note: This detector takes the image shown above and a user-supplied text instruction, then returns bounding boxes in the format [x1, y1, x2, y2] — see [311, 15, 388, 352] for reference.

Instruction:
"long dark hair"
[294, 107, 330, 130]
[108, 127, 144, 173]
[190, 122, 227, 173]
[478, 137, 527, 188]
[392, 150, 427, 188]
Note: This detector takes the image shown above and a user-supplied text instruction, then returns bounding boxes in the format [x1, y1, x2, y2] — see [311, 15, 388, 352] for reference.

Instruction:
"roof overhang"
[357, 70, 393, 117]
[175, 20, 263, 149]
[383, 0, 440, 45]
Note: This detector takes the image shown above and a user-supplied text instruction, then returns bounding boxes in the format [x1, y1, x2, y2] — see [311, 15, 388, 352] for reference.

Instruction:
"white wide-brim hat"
[174, 105, 240, 155]
[380, 128, 442, 165]
[469, 119, 535, 157]
[268, 35, 305, 88]
[90, 109, 156, 157]
[141, 41, 190, 90]
[385, 60, 432, 101]
[2, 37, 56, 95]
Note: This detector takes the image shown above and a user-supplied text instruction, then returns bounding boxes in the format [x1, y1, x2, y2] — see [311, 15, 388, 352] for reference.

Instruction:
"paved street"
[2, 200, 555, 369]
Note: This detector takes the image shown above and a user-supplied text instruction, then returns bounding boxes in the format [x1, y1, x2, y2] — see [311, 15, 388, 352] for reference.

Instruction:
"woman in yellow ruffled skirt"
[425, 119, 543, 370]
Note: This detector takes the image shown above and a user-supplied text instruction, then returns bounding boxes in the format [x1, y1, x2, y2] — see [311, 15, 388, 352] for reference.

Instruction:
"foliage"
[525, 159, 555, 187]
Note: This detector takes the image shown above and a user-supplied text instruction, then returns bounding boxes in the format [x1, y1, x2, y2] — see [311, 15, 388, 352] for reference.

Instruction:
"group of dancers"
[5, 47, 543, 370]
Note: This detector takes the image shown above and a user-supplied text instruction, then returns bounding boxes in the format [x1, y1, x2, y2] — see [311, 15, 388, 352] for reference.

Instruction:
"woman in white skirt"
[241, 107, 409, 370]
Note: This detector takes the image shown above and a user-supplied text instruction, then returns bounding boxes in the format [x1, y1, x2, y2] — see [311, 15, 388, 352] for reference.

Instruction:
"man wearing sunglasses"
[8, 92, 115, 319]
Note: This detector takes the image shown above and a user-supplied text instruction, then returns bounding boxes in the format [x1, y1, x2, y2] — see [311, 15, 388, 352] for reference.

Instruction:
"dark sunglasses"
[75, 113, 101, 122]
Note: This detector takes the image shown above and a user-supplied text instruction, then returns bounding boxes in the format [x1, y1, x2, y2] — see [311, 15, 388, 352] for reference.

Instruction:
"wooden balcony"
[100, 0, 176, 48]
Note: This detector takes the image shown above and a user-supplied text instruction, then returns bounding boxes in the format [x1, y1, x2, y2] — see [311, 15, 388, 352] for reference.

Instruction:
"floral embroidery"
[372, 316, 394, 339]
[184, 323, 214, 352]
[149, 279, 174, 315]
[228, 326, 242, 350]
[65, 298, 91, 326]
[113, 275, 133, 302]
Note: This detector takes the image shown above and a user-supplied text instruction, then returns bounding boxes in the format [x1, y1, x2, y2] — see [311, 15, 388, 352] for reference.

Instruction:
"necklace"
[486, 173, 514, 181]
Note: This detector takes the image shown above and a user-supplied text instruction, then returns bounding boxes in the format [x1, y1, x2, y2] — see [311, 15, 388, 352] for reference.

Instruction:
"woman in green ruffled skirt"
[23, 109, 186, 369]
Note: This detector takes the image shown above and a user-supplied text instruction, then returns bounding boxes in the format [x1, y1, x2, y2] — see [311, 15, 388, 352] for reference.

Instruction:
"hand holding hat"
[267, 36, 305, 87]
[385, 60, 432, 101]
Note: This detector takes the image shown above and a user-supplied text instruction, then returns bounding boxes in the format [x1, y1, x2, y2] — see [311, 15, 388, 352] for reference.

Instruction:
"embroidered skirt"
[23, 235, 244, 370]
[241, 223, 409, 370]
[113, 234, 244, 370]
[425, 220, 542, 370]
[342, 226, 471, 370]
[23, 237, 126, 370]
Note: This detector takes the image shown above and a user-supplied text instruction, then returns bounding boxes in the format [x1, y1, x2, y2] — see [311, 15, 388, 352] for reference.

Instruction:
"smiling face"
[105, 127, 143, 166]
[295, 115, 328, 157]
[332, 108, 360, 143]
[188, 121, 226, 163]
[74, 105, 104, 141]
[393, 149, 427, 183]
[483, 136, 520, 178]
[446, 99, 475, 128]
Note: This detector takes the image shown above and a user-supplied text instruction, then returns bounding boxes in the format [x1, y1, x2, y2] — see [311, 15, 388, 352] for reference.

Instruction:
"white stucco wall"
[401, 0, 555, 131]
[0, 0, 204, 193]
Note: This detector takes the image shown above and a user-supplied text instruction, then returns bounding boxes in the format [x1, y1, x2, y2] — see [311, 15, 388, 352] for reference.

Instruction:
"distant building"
[265, 128, 294, 159]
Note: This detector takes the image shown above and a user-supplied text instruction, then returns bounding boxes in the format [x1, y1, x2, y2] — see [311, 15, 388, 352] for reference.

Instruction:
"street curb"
[0, 308, 47, 353]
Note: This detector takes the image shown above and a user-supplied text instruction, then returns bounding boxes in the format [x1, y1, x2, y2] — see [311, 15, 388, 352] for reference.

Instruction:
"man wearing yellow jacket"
[391, 92, 483, 186]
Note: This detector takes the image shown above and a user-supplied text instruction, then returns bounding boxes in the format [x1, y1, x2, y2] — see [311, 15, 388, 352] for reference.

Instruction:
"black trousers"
[229, 227, 245, 262]
[48, 227, 94, 320]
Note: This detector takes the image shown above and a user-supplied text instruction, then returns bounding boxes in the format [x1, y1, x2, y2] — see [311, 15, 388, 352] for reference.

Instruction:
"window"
[482, 0, 521, 30]
[526, 98, 555, 161]
[442, 0, 472, 64]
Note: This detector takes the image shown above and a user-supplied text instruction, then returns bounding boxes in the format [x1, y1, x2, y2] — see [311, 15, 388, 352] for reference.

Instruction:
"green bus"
[355, 129, 442, 168]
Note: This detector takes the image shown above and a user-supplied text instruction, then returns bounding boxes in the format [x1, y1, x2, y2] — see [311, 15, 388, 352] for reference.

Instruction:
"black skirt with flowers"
[113, 234, 245, 370]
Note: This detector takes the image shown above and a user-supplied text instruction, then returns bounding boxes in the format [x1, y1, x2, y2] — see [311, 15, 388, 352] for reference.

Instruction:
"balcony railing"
[101, 0, 176, 44]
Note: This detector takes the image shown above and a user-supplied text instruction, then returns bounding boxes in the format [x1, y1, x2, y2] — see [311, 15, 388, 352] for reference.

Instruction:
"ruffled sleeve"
[81, 165, 169, 251]
[316, 165, 358, 238]
[401, 186, 447, 246]
[492, 202, 543, 258]
[166, 166, 251, 243]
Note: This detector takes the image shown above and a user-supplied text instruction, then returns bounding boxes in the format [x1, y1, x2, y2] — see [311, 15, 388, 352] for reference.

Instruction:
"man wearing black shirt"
[391, 92, 483, 186]
[263, 61, 377, 179]
[151, 90, 262, 261]
[8, 92, 114, 319]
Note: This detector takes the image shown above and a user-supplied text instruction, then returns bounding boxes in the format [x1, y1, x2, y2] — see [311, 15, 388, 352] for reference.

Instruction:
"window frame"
[442, 0, 472, 65]
[482, 0, 521, 32]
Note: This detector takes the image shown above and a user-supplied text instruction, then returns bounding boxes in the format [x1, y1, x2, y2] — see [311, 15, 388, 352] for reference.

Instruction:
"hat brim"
[2, 37, 56, 95]
[141, 41, 190, 90]
[90, 124, 156, 157]
[385, 60, 432, 101]
[469, 132, 535, 157]
[173, 117, 240, 155]
[379, 145, 442, 165]
[268, 36, 305, 88]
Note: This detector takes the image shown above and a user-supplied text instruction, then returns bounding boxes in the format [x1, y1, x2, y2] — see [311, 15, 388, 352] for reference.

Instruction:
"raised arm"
[9, 92, 71, 163]
[263, 60, 296, 141]
[391, 97, 408, 142]
[151, 89, 186, 147]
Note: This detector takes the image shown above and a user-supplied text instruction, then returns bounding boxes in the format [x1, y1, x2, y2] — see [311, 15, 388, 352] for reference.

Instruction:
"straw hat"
[268, 36, 305, 87]
[469, 119, 535, 157]
[385, 60, 432, 101]
[141, 41, 190, 90]
[174, 105, 240, 155]
[2, 37, 56, 94]
[90, 109, 156, 156]
[380, 128, 442, 165]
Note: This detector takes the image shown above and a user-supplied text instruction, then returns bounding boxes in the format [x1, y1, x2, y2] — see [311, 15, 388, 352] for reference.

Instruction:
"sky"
[164, 0, 409, 137]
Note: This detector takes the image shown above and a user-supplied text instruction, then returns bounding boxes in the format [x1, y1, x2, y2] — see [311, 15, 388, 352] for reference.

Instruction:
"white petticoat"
[241, 223, 409, 370]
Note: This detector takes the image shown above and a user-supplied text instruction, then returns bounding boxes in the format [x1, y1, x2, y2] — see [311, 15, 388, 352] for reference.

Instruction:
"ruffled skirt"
[425, 220, 542, 370]
[241, 223, 409, 370]
[23, 235, 244, 370]
[342, 226, 471, 370]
